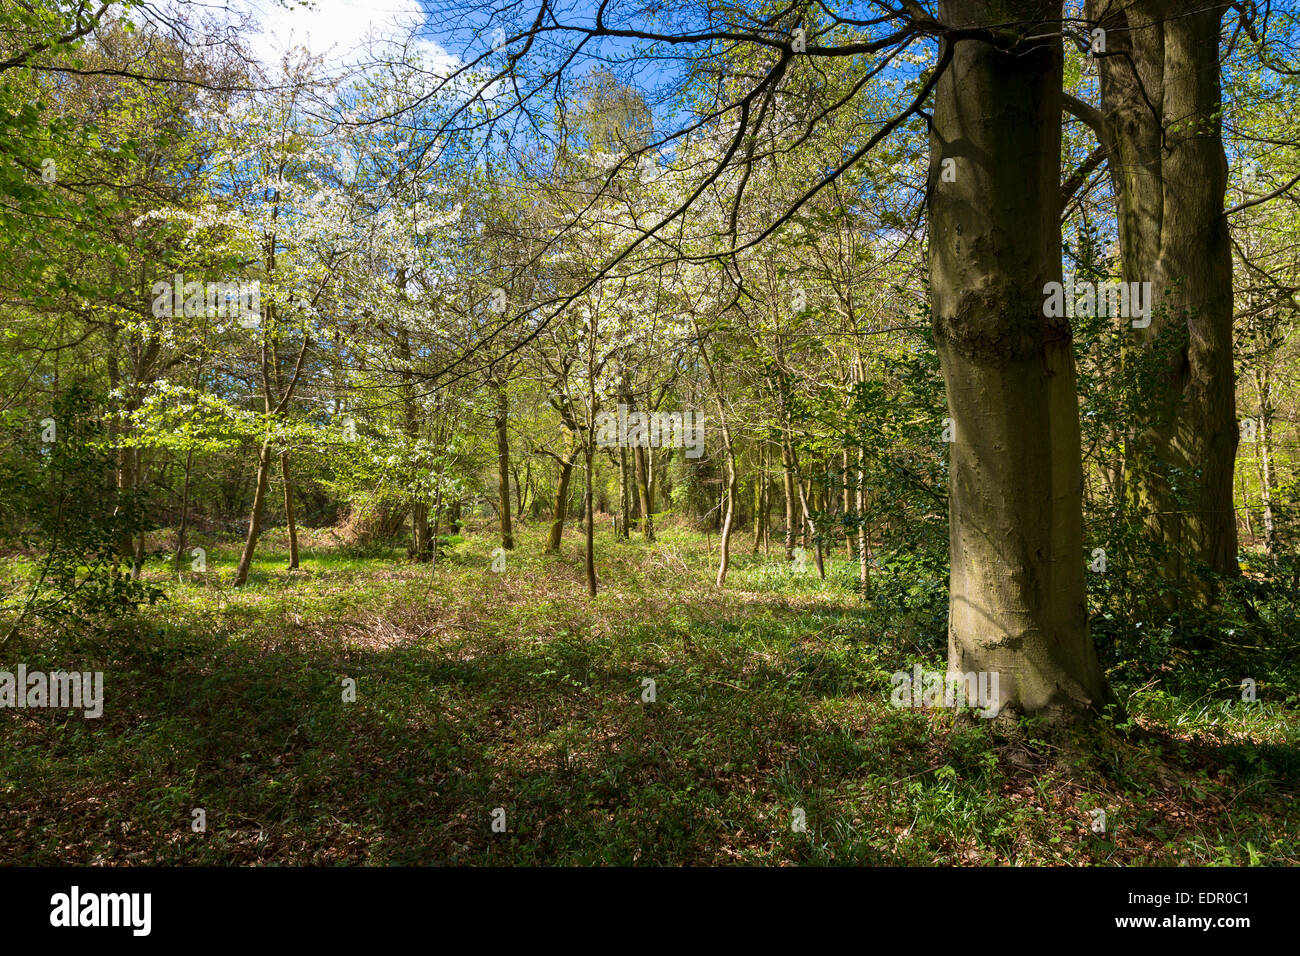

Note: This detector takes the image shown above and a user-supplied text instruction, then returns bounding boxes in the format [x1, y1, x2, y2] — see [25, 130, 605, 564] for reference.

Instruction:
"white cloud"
[157, 0, 456, 79]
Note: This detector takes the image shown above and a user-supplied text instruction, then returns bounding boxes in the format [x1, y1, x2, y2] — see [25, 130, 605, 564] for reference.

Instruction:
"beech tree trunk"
[930, 0, 1114, 719]
[1088, 0, 1238, 591]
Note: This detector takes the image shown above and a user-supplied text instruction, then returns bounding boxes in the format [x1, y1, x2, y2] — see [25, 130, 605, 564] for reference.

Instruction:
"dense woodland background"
[0, 0, 1297, 864]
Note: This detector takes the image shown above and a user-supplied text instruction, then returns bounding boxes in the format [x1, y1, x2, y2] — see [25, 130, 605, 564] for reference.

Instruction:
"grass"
[1, 521, 1297, 865]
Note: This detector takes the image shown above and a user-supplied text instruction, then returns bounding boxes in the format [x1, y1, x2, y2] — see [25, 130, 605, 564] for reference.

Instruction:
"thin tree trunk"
[430, 488, 443, 569]
[633, 443, 654, 541]
[234, 439, 273, 587]
[412, 502, 431, 562]
[494, 380, 514, 550]
[515, 461, 530, 521]
[762, 461, 771, 556]
[400, 330, 430, 562]
[857, 444, 870, 589]
[1238, 467, 1254, 540]
[780, 434, 796, 560]
[130, 448, 146, 577]
[648, 448, 659, 518]
[842, 449, 853, 558]
[281, 450, 299, 569]
[852, 357, 870, 588]
[619, 443, 631, 538]
[689, 313, 738, 586]
[115, 443, 137, 576]
[1254, 366, 1277, 557]
[716, 438, 737, 587]
[173, 446, 195, 572]
[796, 472, 825, 579]
[547, 448, 576, 552]
[584, 438, 597, 596]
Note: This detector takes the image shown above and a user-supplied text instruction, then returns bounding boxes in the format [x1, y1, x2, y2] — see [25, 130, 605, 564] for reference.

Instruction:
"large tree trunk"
[234, 438, 273, 587]
[930, 0, 1114, 719]
[1088, 0, 1238, 592]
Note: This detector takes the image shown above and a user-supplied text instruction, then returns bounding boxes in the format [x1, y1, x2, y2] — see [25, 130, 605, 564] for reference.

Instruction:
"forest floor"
[2, 522, 1297, 865]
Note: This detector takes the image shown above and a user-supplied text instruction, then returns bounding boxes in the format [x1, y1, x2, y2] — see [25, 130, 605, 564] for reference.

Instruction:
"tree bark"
[584, 436, 597, 596]
[619, 443, 631, 538]
[1088, 0, 1239, 591]
[842, 449, 854, 558]
[494, 379, 514, 550]
[281, 450, 299, 569]
[173, 446, 195, 572]
[930, 0, 1114, 719]
[857, 444, 870, 590]
[547, 435, 577, 553]
[412, 501, 431, 562]
[689, 312, 738, 586]
[234, 438, 272, 587]
[633, 443, 654, 541]
[1255, 367, 1277, 557]
[780, 432, 796, 560]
